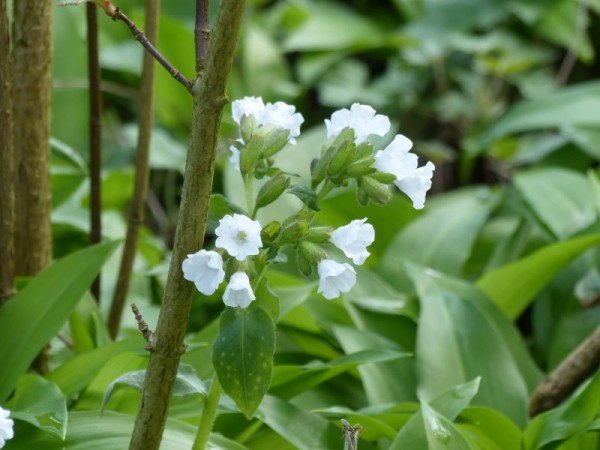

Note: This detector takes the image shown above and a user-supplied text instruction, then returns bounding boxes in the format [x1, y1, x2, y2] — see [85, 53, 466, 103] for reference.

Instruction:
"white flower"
[373, 134, 435, 210]
[232, 96, 304, 144]
[229, 144, 241, 171]
[317, 259, 357, 299]
[325, 103, 391, 145]
[182, 250, 226, 295]
[232, 96, 266, 125]
[0, 407, 14, 449]
[329, 218, 375, 265]
[223, 272, 256, 308]
[263, 101, 304, 144]
[215, 214, 263, 261]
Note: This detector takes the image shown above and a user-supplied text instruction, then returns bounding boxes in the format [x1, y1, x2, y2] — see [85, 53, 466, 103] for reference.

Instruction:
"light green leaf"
[457, 407, 522, 450]
[514, 168, 596, 240]
[0, 241, 120, 402]
[477, 233, 600, 319]
[7, 374, 67, 439]
[213, 306, 275, 418]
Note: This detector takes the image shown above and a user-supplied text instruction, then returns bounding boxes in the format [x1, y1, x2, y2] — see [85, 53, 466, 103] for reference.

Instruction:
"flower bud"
[296, 249, 313, 276]
[239, 133, 264, 177]
[355, 141, 374, 159]
[345, 157, 377, 177]
[260, 221, 281, 244]
[356, 186, 369, 206]
[255, 174, 291, 209]
[297, 241, 328, 276]
[360, 176, 392, 204]
[327, 141, 356, 177]
[259, 125, 292, 158]
[307, 226, 333, 243]
[281, 220, 310, 243]
[370, 171, 397, 184]
[240, 114, 257, 144]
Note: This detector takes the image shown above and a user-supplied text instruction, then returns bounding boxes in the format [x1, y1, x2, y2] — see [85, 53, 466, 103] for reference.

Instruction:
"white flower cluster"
[183, 213, 262, 309]
[229, 97, 304, 170]
[0, 407, 14, 449]
[325, 103, 434, 209]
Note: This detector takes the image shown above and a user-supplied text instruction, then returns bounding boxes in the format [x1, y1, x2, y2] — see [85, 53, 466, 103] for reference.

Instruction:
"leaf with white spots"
[212, 306, 275, 418]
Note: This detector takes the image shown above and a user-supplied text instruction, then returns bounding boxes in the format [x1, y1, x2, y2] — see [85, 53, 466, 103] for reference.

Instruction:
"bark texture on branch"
[0, 0, 15, 305]
[128, 1, 246, 449]
[529, 326, 600, 417]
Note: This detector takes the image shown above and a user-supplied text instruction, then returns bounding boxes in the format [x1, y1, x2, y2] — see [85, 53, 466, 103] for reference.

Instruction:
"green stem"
[317, 180, 334, 201]
[192, 375, 222, 450]
[244, 176, 255, 218]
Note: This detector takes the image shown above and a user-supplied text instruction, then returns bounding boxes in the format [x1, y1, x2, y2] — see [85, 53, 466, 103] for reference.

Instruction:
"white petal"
[232, 96, 266, 125]
[396, 161, 435, 209]
[182, 250, 225, 295]
[329, 218, 375, 265]
[229, 144, 241, 171]
[223, 272, 256, 308]
[326, 104, 390, 144]
[0, 407, 14, 445]
[215, 214, 263, 261]
[317, 259, 356, 299]
[264, 101, 304, 144]
[372, 134, 417, 180]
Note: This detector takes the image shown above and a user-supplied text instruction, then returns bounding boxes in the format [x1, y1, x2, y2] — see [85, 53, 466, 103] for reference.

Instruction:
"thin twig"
[131, 303, 155, 350]
[107, 0, 159, 339]
[555, 0, 588, 86]
[529, 326, 600, 416]
[341, 419, 362, 450]
[128, 1, 247, 448]
[195, 0, 210, 77]
[87, 2, 103, 302]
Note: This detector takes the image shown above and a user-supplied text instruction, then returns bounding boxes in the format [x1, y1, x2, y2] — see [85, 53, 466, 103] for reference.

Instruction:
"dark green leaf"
[286, 185, 320, 211]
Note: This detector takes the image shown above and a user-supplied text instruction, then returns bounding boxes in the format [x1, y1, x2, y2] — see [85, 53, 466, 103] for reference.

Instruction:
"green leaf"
[476, 233, 600, 319]
[421, 401, 471, 449]
[101, 364, 208, 414]
[7, 374, 67, 440]
[514, 168, 596, 239]
[213, 306, 275, 418]
[0, 241, 120, 402]
[458, 407, 522, 450]
[257, 395, 340, 450]
[407, 264, 531, 427]
[253, 277, 280, 321]
[524, 371, 600, 450]
[286, 185, 320, 211]
[380, 188, 494, 289]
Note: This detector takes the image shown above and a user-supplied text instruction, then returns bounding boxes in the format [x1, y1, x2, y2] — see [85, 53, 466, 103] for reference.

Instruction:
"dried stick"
[0, 0, 15, 305]
[107, 0, 159, 339]
[87, 2, 103, 301]
[131, 304, 155, 350]
[529, 326, 600, 416]
[195, 0, 210, 76]
[555, 0, 588, 86]
[128, 1, 246, 448]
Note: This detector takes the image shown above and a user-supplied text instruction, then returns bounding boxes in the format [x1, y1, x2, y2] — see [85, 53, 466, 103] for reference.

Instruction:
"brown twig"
[195, 0, 210, 77]
[87, 2, 103, 301]
[107, 0, 159, 340]
[529, 326, 600, 416]
[128, 1, 246, 448]
[0, 0, 15, 305]
[555, 0, 589, 87]
[131, 303, 155, 350]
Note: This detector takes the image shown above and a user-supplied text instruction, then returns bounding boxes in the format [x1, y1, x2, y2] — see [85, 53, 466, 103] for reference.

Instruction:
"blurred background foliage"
[14, 0, 599, 447]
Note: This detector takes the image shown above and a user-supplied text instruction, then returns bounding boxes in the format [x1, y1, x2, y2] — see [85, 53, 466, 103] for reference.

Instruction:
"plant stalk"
[0, 0, 15, 305]
[108, 0, 159, 339]
[128, 1, 246, 448]
[192, 375, 222, 450]
[195, 0, 210, 77]
[87, 2, 103, 301]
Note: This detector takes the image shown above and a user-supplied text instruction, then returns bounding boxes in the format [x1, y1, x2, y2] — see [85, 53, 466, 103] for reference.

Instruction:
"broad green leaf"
[286, 185, 320, 211]
[213, 307, 275, 418]
[421, 401, 471, 449]
[100, 364, 208, 414]
[46, 338, 144, 399]
[524, 371, 600, 450]
[486, 81, 600, 140]
[477, 234, 600, 319]
[380, 188, 494, 289]
[408, 265, 530, 426]
[0, 241, 120, 402]
[514, 168, 596, 240]
[7, 374, 67, 439]
[257, 395, 340, 450]
[458, 407, 522, 450]
[253, 277, 280, 322]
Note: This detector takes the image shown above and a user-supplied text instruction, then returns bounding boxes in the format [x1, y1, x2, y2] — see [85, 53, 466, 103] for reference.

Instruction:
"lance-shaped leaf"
[213, 306, 275, 419]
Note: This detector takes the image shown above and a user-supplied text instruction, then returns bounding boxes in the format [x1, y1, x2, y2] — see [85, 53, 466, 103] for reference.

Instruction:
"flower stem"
[317, 180, 334, 201]
[244, 176, 255, 218]
[192, 375, 222, 450]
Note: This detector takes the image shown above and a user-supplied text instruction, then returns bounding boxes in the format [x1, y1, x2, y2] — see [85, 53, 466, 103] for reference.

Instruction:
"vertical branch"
[129, 1, 246, 448]
[12, 0, 54, 373]
[0, 0, 15, 305]
[87, 2, 103, 301]
[107, 0, 159, 339]
[195, 0, 210, 76]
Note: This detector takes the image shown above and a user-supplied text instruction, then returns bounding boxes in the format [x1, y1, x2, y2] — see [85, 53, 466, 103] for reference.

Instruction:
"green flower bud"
[327, 141, 356, 177]
[260, 221, 281, 244]
[345, 157, 377, 177]
[259, 125, 291, 158]
[357, 186, 369, 206]
[240, 114, 257, 144]
[240, 133, 264, 177]
[370, 170, 397, 184]
[296, 248, 313, 277]
[299, 241, 328, 266]
[355, 141, 374, 159]
[360, 176, 392, 204]
[281, 220, 310, 243]
[255, 174, 291, 210]
[307, 226, 333, 243]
